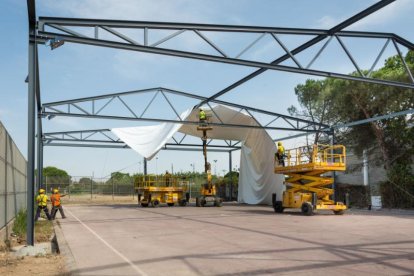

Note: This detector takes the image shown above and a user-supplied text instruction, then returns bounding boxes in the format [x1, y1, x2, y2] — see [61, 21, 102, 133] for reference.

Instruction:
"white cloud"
[48, 117, 82, 129]
[0, 108, 9, 116]
[39, 0, 216, 22]
[38, 1, 236, 82]
[314, 0, 413, 30]
[315, 15, 339, 29]
[349, 0, 413, 30]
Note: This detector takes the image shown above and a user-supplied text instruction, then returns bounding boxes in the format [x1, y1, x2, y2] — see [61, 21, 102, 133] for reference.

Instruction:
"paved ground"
[57, 204, 414, 276]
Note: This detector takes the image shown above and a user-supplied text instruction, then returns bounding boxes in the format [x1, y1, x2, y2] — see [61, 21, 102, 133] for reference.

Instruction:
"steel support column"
[36, 115, 43, 191]
[143, 158, 147, 176]
[27, 26, 36, 247]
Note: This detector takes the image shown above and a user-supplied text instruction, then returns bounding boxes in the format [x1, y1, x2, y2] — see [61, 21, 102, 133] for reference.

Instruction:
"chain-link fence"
[41, 174, 238, 202]
[0, 122, 27, 231]
[42, 176, 136, 201]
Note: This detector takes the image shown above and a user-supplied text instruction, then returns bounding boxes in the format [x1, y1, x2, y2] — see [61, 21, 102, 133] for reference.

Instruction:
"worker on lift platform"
[164, 170, 172, 187]
[199, 108, 207, 126]
[276, 141, 285, 167]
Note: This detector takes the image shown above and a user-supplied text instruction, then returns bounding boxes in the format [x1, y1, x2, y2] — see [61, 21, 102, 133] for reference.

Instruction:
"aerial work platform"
[135, 175, 189, 207]
[274, 144, 347, 215]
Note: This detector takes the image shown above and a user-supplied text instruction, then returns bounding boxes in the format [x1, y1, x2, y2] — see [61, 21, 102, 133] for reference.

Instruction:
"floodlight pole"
[143, 157, 147, 176]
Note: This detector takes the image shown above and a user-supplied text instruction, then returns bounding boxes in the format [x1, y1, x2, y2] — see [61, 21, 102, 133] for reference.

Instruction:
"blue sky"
[1, 0, 413, 178]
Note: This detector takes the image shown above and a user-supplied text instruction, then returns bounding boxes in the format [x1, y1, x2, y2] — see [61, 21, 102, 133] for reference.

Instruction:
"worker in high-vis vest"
[51, 189, 67, 219]
[199, 108, 206, 121]
[35, 188, 51, 221]
[276, 141, 286, 167]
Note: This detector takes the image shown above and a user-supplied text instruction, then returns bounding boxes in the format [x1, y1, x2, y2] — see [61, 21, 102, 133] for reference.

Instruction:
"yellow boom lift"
[274, 144, 347, 215]
[195, 112, 222, 207]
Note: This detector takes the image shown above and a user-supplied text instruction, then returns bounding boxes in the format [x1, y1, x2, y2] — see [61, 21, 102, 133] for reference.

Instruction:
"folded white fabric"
[111, 105, 283, 205]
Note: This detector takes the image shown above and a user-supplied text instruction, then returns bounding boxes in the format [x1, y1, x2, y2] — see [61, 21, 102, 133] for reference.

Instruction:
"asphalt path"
[57, 204, 414, 275]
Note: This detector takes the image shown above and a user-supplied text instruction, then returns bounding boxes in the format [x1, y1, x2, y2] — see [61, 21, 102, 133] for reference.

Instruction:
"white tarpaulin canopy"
[111, 105, 284, 205]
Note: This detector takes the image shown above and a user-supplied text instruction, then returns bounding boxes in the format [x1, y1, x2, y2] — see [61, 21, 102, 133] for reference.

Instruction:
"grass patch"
[12, 209, 27, 237]
[34, 220, 54, 243]
[11, 209, 54, 244]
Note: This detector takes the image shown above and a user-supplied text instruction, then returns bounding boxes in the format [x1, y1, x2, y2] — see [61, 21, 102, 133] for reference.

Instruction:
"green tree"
[107, 172, 131, 185]
[42, 166, 71, 185]
[78, 177, 95, 186]
[43, 166, 69, 177]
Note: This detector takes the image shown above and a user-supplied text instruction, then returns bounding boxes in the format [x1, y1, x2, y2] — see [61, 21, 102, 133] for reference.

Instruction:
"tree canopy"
[43, 166, 70, 177]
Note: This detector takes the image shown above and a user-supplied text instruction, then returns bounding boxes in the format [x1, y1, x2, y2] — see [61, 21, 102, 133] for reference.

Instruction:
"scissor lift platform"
[135, 175, 189, 207]
[274, 144, 347, 215]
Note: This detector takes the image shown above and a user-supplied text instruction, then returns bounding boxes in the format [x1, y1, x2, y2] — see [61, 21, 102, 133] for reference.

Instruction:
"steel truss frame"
[26, 0, 413, 245]
[42, 87, 327, 133]
[43, 128, 241, 152]
[36, 14, 414, 92]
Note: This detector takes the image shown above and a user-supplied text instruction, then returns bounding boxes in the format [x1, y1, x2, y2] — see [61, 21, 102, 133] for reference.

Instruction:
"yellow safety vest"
[277, 145, 285, 155]
[36, 194, 48, 207]
[199, 110, 206, 120]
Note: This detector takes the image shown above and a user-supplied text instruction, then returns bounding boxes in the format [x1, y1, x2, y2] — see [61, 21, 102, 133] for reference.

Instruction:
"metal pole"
[4, 135, 8, 236]
[112, 178, 114, 200]
[26, 37, 36, 246]
[363, 149, 369, 187]
[330, 129, 336, 202]
[363, 149, 372, 208]
[36, 115, 43, 192]
[132, 178, 134, 200]
[90, 177, 93, 200]
[156, 157, 158, 176]
[143, 157, 147, 176]
[229, 151, 232, 201]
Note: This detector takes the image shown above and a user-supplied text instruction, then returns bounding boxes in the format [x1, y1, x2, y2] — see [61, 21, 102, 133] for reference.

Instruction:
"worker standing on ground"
[164, 170, 172, 187]
[51, 189, 67, 219]
[35, 188, 51, 221]
[276, 142, 285, 167]
[199, 108, 207, 125]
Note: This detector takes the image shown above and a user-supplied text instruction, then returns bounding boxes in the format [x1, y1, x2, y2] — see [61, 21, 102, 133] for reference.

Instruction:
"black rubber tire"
[196, 197, 201, 207]
[141, 203, 148, 207]
[301, 202, 314, 216]
[333, 210, 345, 215]
[273, 201, 284, 213]
[214, 198, 222, 207]
[167, 203, 174, 207]
[151, 200, 159, 208]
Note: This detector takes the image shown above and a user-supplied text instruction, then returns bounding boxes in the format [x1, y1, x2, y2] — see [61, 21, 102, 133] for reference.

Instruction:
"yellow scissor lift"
[135, 175, 190, 207]
[274, 144, 347, 215]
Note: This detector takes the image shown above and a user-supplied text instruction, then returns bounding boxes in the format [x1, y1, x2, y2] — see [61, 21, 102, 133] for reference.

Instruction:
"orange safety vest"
[51, 194, 62, 207]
